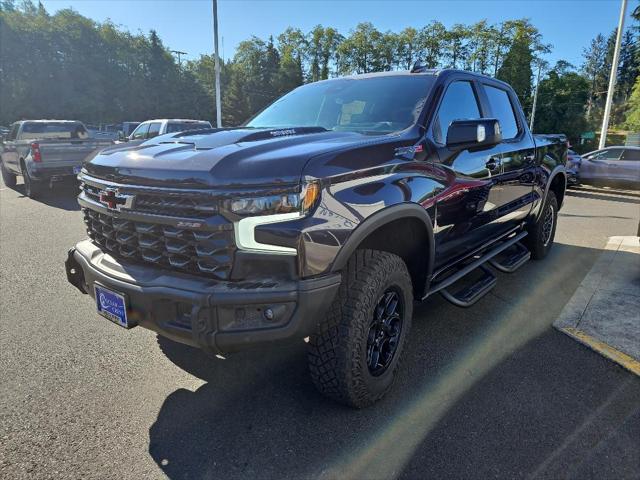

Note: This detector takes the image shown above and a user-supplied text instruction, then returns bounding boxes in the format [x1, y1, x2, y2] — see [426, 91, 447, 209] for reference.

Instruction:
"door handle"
[485, 157, 501, 170]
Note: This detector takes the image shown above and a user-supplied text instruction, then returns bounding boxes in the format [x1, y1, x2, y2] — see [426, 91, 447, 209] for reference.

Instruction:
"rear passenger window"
[484, 85, 519, 139]
[433, 81, 481, 144]
[620, 149, 640, 161]
[147, 122, 162, 139]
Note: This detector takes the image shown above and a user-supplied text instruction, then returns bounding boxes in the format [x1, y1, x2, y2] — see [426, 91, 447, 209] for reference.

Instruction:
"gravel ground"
[1, 178, 639, 480]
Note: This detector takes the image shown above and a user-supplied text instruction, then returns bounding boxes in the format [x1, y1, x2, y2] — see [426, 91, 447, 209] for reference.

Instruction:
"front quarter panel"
[255, 156, 447, 277]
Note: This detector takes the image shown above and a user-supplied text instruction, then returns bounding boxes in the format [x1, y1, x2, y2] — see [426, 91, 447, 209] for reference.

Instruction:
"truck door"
[430, 79, 513, 267]
[477, 82, 536, 228]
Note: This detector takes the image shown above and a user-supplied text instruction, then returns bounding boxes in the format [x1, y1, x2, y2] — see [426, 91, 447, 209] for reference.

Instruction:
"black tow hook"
[65, 248, 87, 294]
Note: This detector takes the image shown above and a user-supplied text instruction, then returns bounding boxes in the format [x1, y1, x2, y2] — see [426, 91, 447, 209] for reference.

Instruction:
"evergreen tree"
[497, 25, 533, 114]
[624, 76, 640, 131]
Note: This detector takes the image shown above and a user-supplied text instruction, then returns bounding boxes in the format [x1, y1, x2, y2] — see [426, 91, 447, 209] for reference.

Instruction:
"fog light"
[264, 308, 274, 321]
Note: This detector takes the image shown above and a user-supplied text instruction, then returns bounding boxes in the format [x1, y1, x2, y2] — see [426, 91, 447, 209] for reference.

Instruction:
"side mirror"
[446, 118, 502, 151]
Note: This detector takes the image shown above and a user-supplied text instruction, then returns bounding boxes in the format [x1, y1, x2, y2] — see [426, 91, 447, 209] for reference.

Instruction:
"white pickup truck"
[125, 119, 212, 145]
[0, 120, 113, 198]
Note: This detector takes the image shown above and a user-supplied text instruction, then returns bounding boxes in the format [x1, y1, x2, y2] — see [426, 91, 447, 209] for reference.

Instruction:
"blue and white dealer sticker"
[95, 284, 128, 328]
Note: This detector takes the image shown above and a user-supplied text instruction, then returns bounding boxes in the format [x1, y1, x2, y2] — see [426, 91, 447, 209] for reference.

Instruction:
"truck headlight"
[229, 183, 320, 217]
[231, 183, 320, 254]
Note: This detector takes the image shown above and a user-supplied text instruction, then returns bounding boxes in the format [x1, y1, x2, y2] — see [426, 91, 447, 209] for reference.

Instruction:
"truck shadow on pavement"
[149, 243, 640, 480]
[12, 181, 80, 211]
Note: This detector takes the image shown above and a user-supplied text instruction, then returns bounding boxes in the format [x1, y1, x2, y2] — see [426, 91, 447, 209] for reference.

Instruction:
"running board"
[489, 242, 531, 273]
[423, 230, 528, 307]
[440, 265, 496, 308]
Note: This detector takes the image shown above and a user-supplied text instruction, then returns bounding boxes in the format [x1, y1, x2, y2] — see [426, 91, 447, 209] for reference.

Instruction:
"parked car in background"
[0, 120, 114, 198]
[124, 119, 212, 146]
[578, 146, 640, 188]
[566, 149, 582, 186]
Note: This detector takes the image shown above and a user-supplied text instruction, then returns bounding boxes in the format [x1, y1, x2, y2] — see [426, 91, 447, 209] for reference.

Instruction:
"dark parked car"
[578, 146, 640, 188]
[65, 69, 567, 407]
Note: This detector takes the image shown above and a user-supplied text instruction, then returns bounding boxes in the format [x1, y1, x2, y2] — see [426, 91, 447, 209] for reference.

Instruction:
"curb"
[554, 236, 640, 376]
[558, 327, 640, 376]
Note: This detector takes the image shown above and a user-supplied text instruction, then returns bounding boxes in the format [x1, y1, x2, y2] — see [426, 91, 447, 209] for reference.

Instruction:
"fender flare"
[330, 202, 436, 281]
[540, 165, 567, 215]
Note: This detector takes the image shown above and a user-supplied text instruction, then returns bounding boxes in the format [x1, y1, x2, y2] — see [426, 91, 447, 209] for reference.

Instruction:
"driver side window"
[131, 123, 150, 140]
[591, 149, 621, 161]
[433, 81, 481, 144]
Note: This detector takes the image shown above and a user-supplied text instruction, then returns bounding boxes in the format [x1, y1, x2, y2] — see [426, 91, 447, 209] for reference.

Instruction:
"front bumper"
[65, 239, 341, 355]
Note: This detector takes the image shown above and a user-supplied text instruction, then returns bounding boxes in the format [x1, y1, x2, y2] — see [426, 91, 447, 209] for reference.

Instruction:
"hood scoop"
[237, 127, 327, 143]
[157, 126, 329, 150]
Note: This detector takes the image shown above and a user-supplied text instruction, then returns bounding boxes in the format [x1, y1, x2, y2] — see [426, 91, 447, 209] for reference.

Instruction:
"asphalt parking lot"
[1, 178, 639, 480]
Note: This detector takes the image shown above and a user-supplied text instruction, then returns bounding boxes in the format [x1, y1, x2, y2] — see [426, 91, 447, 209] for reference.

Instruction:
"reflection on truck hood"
[84, 127, 383, 188]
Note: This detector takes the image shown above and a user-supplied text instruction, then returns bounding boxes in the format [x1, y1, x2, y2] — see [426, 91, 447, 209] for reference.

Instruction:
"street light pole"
[598, 0, 627, 149]
[212, 0, 222, 127]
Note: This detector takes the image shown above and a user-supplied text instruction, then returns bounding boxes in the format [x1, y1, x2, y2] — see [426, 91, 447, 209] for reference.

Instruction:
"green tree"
[337, 22, 384, 74]
[497, 24, 534, 113]
[534, 62, 589, 141]
[624, 76, 640, 131]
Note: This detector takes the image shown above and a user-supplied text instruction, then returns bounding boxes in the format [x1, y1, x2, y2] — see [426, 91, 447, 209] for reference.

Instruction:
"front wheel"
[525, 191, 558, 260]
[307, 249, 413, 408]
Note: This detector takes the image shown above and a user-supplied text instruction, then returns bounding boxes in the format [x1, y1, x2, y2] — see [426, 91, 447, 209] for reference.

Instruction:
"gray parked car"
[0, 120, 113, 198]
[578, 146, 640, 188]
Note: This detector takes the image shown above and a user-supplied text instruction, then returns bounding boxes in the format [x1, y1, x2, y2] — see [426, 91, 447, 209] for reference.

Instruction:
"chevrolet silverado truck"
[65, 69, 567, 407]
[0, 120, 113, 198]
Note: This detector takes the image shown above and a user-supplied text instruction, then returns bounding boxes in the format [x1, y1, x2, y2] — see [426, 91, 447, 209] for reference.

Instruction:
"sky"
[40, 0, 636, 68]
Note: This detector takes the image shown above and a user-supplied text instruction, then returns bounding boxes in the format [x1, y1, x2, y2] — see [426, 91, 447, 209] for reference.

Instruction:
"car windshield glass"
[247, 75, 435, 135]
[166, 122, 211, 133]
[21, 122, 88, 140]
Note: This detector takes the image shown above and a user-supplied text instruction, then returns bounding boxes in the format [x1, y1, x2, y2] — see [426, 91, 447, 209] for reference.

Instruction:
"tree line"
[1, 0, 638, 147]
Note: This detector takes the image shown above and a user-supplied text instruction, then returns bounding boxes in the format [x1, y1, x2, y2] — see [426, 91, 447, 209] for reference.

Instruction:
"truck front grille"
[82, 183, 218, 219]
[83, 209, 234, 279]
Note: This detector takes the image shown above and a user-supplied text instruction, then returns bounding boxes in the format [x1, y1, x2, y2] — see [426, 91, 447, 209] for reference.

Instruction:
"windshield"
[247, 75, 435, 135]
[166, 122, 212, 133]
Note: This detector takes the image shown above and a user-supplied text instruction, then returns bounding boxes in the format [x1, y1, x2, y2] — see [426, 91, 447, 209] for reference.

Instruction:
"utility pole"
[530, 62, 543, 133]
[170, 50, 188, 66]
[599, 0, 627, 149]
[212, 0, 222, 127]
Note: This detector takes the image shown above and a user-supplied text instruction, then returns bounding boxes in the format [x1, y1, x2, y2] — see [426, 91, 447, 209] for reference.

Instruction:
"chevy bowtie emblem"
[99, 188, 135, 211]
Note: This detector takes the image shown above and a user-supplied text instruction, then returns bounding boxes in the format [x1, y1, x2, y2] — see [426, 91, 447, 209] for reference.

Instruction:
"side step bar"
[489, 242, 531, 273]
[423, 231, 528, 308]
[440, 265, 496, 308]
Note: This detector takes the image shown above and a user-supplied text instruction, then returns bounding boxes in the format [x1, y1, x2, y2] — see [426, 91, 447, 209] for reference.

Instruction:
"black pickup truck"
[66, 68, 567, 407]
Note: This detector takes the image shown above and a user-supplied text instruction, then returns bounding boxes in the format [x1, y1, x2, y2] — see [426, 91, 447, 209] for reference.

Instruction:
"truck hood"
[84, 127, 382, 188]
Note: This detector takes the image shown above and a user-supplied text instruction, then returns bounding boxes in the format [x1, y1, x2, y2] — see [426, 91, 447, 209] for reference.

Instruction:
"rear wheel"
[307, 249, 413, 408]
[525, 191, 558, 260]
[1, 160, 17, 188]
[21, 163, 43, 199]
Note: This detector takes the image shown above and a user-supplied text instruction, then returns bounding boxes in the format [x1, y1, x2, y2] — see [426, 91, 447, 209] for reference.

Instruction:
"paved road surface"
[1, 178, 639, 479]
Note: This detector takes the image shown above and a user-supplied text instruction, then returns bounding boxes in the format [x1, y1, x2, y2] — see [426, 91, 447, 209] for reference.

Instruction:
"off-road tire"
[22, 163, 43, 199]
[307, 249, 413, 408]
[525, 191, 558, 260]
[1, 160, 16, 188]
